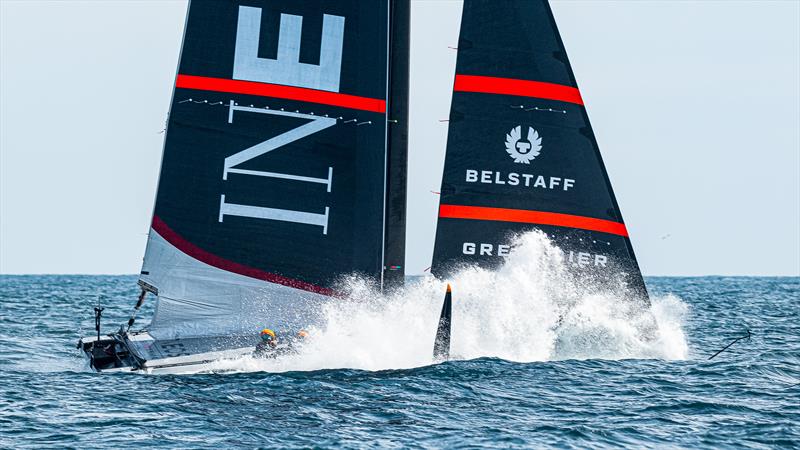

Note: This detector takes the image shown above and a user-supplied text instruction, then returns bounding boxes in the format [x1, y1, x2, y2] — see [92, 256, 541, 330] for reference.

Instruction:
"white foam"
[205, 231, 689, 374]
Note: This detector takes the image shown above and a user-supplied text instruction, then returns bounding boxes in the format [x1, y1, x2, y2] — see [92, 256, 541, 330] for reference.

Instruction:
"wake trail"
[203, 231, 689, 374]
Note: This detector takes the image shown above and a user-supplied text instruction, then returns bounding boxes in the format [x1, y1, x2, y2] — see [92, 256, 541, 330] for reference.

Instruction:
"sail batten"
[175, 75, 387, 112]
[438, 205, 630, 238]
[454, 75, 584, 105]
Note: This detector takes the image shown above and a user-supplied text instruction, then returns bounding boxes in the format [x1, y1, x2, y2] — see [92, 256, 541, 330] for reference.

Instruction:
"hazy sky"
[1, 0, 798, 276]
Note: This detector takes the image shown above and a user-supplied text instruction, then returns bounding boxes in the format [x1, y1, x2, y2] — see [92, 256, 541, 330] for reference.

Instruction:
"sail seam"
[453, 75, 584, 105]
[151, 216, 335, 296]
[175, 74, 386, 113]
[438, 204, 628, 237]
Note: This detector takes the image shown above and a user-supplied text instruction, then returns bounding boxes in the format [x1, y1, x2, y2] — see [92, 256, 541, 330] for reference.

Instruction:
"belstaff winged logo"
[505, 126, 542, 164]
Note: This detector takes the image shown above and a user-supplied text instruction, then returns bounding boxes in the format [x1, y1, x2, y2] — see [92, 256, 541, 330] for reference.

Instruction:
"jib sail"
[431, 0, 648, 299]
[139, 0, 393, 339]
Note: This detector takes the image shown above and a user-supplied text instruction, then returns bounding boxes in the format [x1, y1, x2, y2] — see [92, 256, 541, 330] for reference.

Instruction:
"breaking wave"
[206, 231, 689, 374]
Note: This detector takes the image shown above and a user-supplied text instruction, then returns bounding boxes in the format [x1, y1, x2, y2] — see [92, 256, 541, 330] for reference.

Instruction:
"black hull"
[77, 335, 142, 372]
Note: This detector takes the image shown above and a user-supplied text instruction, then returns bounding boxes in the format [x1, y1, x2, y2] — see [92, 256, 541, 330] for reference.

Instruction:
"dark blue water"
[1, 276, 798, 448]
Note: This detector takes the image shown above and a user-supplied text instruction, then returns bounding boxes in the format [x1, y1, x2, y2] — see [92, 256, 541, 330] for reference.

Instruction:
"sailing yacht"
[79, 0, 648, 373]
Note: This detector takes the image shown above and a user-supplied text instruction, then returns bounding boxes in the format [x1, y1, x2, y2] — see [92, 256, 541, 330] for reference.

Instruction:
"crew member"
[254, 328, 277, 356]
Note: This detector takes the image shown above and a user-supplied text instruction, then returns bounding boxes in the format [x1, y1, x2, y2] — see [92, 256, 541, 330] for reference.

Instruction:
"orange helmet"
[297, 330, 309, 338]
[260, 329, 276, 341]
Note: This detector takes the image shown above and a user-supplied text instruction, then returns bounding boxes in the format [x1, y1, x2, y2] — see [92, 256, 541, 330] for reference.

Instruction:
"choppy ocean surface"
[1, 274, 798, 448]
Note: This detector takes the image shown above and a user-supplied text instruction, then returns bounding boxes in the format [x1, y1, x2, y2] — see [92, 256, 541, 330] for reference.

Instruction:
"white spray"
[206, 231, 689, 374]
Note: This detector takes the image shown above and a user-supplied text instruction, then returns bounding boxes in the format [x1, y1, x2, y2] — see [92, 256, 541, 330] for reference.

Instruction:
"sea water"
[1, 234, 798, 448]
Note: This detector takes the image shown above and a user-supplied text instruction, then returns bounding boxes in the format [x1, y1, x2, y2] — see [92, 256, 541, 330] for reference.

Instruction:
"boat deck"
[125, 332, 258, 360]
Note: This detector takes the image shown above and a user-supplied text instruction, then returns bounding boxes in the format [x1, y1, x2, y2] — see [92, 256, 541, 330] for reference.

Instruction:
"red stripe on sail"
[151, 216, 335, 296]
[453, 75, 584, 105]
[175, 74, 387, 113]
[438, 204, 628, 237]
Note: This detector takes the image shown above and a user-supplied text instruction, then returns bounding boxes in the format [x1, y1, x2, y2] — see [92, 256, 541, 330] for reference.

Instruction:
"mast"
[382, 0, 411, 291]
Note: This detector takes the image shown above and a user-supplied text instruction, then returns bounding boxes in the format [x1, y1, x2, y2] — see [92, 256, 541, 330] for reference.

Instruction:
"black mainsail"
[139, 0, 401, 341]
[431, 0, 648, 299]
